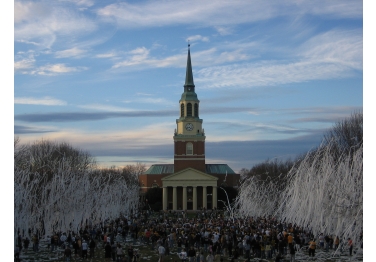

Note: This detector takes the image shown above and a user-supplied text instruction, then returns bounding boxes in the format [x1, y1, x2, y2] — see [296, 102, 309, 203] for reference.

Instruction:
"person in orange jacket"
[308, 239, 316, 257]
[348, 238, 353, 256]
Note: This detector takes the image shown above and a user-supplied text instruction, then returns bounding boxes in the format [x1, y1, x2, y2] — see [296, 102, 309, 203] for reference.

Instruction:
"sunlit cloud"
[14, 109, 176, 122]
[14, 96, 67, 106]
[14, 58, 35, 70]
[17, 123, 174, 149]
[29, 64, 88, 75]
[15, 119, 325, 172]
[78, 104, 132, 112]
[14, 52, 88, 75]
[186, 35, 209, 43]
[14, 51, 36, 71]
[95, 52, 118, 58]
[55, 47, 87, 58]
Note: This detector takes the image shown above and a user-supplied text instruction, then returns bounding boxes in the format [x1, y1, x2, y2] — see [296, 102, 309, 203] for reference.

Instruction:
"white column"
[193, 186, 197, 210]
[183, 186, 187, 211]
[173, 186, 177, 211]
[202, 186, 207, 209]
[212, 186, 217, 209]
[163, 187, 168, 211]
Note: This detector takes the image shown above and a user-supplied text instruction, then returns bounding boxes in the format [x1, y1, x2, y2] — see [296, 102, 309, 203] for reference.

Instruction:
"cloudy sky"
[13, 0, 363, 172]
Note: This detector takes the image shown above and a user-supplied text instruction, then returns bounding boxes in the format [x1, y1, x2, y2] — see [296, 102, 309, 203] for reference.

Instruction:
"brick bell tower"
[174, 44, 206, 173]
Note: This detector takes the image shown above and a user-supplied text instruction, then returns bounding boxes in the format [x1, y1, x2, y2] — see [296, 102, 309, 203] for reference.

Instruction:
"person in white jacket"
[158, 244, 165, 262]
[178, 248, 187, 262]
[116, 233, 122, 243]
[81, 240, 88, 259]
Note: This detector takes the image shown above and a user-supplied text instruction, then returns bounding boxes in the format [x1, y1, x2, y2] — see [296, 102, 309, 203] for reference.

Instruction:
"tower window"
[194, 103, 199, 117]
[187, 103, 192, 116]
[181, 103, 184, 117]
[186, 142, 193, 155]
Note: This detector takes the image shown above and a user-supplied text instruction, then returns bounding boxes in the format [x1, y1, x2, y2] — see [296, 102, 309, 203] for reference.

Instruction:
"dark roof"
[144, 164, 174, 175]
[206, 164, 236, 175]
[144, 164, 236, 175]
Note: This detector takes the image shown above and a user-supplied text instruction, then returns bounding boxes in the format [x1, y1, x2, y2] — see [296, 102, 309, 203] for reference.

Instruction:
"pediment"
[162, 168, 218, 181]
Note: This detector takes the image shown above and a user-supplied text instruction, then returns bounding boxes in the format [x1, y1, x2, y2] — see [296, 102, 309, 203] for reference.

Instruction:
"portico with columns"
[161, 167, 218, 211]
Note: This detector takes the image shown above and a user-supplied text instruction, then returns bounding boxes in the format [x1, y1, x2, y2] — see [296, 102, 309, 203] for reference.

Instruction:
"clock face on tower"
[185, 123, 194, 131]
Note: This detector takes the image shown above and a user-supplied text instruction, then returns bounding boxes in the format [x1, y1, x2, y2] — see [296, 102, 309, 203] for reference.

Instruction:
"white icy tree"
[14, 139, 140, 238]
[236, 112, 363, 251]
[278, 141, 362, 241]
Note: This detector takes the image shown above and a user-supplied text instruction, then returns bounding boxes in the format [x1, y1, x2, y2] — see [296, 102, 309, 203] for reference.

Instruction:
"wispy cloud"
[15, 39, 42, 46]
[31, 63, 88, 75]
[78, 104, 132, 112]
[55, 47, 87, 58]
[205, 132, 324, 171]
[186, 35, 209, 43]
[214, 26, 233, 36]
[112, 47, 151, 68]
[58, 0, 94, 7]
[15, 126, 325, 172]
[14, 1, 97, 48]
[112, 46, 250, 70]
[299, 29, 363, 70]
[16, 124, 175, 149]
[14, 56, 88, 75]
[285, 106, 363, 123]
[15, 125, 56, 134]
[14, 97, 67, 106]
[97, 0, 362, 29]
[13, 106, 259, 123]
[195, 29, 362, 89]
[14, 110, 176, 123]
[14, 58, 35, 70]
[95, 52, 118, 59]
[14, 50, 36, 71]
[15, 50, 88, 75]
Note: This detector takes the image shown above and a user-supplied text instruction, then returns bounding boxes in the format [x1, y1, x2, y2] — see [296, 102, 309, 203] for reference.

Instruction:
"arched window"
[186, 142, 193, 155]
[187, 103, 192, 116]
[194, 103, 199, 117]
[181, 103, 184, 117]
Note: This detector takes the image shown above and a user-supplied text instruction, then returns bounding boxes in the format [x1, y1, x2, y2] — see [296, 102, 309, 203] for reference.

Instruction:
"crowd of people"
[14, 208, 359, 262]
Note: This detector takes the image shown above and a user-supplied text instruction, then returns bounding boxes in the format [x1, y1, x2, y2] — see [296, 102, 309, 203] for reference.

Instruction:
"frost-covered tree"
[277, 141, 362, 242]
[236, 112, 363, 251]
[14, 139, 140, 238]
